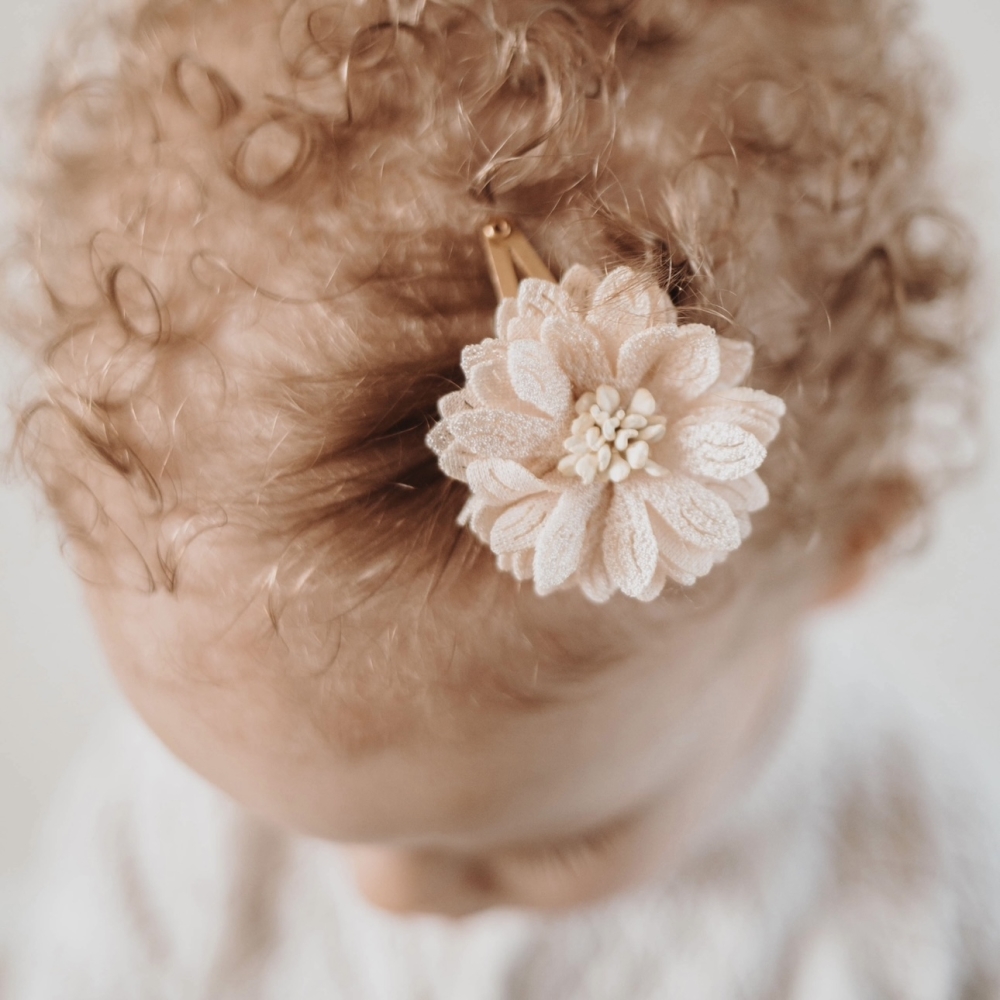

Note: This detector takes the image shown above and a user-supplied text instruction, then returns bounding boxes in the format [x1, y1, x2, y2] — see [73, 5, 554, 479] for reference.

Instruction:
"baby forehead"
[94, 578, 678, 842]
[94, 521, 712, 724]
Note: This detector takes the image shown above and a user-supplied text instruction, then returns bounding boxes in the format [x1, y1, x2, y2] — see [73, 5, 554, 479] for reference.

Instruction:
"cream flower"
[427, 265, 785, 602]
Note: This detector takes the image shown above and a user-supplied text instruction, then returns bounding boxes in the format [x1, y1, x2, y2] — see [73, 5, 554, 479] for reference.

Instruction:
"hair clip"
[426, 220, 785, 602]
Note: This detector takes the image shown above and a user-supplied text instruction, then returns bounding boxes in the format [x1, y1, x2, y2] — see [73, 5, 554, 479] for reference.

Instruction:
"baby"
[4, 0, 1000, 995]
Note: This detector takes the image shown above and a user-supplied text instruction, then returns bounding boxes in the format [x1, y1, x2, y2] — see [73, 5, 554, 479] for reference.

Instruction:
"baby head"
[9, 0, 973, 914]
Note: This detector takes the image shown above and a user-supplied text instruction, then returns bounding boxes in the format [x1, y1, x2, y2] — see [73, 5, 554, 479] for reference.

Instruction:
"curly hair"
[6, 0, 976, 621]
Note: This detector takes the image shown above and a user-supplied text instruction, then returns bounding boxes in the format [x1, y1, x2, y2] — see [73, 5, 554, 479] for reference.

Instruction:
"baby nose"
[342, 845, 499, 917]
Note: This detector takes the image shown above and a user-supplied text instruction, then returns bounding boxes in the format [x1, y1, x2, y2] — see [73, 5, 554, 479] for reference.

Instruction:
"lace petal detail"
[507, 339, 574, 418]
[466, 459, 550, 506]
[579, 555, 616, 603]
[541, 314, 613, 391]
[466, 497, 503, 540]
[448, 409, 554, 459]
[437, 390, 467, 420]
[516, 278, 575, 324]
[495, 297, 520, 337]
[497, 548, 535, 581]
[461, 339, 505, 370]
[636, 473, 742, 552]
[714, 338, 754, 389]
[577, 491, 614, 603]
[647, 324, 721, 402]
[647, 511, 716, 584]
[491, 492, 559, 554]
[708, 471, 770, 513]
[559, 264, 600, 314]
[694, 387, 787, 445]
[437, 442, 471, 483]
[603, 484, 659, 599]
[636, 561, 670, 603]
[616, 324, 682, 394]
[533, 485, 604, 595]
[506, 315, 541, 343]
[674, 421, 768, 482]
[649, 285, 679, 327]
[587, 267, 657, 351]
[466, 357, 517, 409]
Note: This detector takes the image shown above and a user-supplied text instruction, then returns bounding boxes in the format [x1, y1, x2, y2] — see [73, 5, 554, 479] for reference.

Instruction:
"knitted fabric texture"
[427, 266, 785, 601]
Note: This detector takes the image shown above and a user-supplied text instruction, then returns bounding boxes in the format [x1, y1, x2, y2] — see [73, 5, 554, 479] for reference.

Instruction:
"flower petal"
[615, 323, 681, 394]
[707, 471, 769, 513]
[427, 422, 471, 483]
[674, 421, 767, 481]
[426, 418, 453, 455]
[603, 484, 660, 598]
[560, 264, 600, 314]
[533, 484, 605, 594]
[498, 549, 534, 580]
[517, 277, 575, 322]
[458, 495, 477, 526]
[470, 501, 504, 543]
[636, 561, 669, 602]
[576, 490, 614, 602]
[490, 492, 559, 554]
[436, 442, 471, 483]
[495, 297, 520, 340]
[507, 339, 573, 418]
[437, 390, 467, 420]
[714, 338, 754, 389]
[467, 459, 550, 506]
[646, 510, 717, 584]
[646, 324, 721, 402]
[688, 389, 784, 433]
[448, 409, 555, 460]
[634, 473, 742, 551]
[460, 496, 504, 543]
[513, 549, 534, 580]
[540, 314, 613, 392]
[461, 339, 505, 369]
[579, 557, 616, 602]
[692, 387, 786, 445]
[649, 285, 678, 327]
[587, 267, 658, 352]
[506, 315, 543, 343]
[466, 357, 517, 409]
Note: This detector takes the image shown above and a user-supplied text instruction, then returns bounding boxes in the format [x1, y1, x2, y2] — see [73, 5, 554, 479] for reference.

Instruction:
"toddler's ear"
[820, 477, 921, 603]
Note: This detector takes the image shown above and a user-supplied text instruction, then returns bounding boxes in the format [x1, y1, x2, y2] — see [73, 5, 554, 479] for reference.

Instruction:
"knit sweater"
[4, 658, 999, 1000]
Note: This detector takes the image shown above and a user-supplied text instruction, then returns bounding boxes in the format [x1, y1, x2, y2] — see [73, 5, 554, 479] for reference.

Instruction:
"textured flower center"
[559, 385, 668, 485]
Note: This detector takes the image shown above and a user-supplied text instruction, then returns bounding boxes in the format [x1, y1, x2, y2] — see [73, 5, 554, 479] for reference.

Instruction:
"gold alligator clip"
[480, 219, 556, 301]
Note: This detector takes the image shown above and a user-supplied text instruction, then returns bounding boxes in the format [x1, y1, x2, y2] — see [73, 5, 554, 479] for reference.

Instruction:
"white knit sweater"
[4, 658, 1000, 1000]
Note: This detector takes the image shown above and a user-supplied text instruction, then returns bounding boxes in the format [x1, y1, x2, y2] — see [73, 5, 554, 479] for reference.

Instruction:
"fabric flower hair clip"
[426, 220, 786, 602]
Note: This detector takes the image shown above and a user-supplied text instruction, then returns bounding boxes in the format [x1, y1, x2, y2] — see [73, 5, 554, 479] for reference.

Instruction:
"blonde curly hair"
[7, 0, 975, 621]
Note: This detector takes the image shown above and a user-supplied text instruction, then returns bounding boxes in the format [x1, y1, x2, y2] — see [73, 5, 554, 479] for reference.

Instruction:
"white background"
[1, 0, 998, 900]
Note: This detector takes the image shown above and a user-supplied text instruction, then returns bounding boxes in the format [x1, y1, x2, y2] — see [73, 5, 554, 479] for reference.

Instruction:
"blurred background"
[1, 0, 998, 923]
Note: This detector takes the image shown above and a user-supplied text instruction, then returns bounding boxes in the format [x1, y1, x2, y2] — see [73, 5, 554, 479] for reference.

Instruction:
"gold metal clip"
[481, 219, 556, 302]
